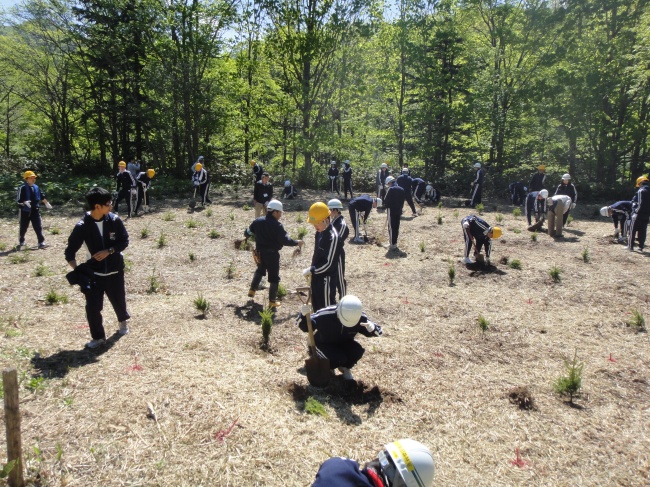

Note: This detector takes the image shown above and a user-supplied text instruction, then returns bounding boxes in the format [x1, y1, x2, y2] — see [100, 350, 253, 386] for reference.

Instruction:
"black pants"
[470, 184, 482, 207]
[19, 209, 44, 244]
[404, 192, 417, 214]
[199, 182, 211, 205]
[251, 251, 281, 284]
[315, 340, 365, 370]
[329, 177, 339, 195]
[311, 273, 335, 312]
[85, 271, 130, 340]
[343, 178, 353, 199]
[387, 208, 401, 245]
[334, 250, 346, 300]
[349, 209, 362, 238]
[629, 214, 649, 250]
[114, 188, 132, 215]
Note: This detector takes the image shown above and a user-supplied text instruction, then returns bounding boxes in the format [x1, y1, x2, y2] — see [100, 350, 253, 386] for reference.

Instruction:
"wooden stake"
[3, 368, 24, 487]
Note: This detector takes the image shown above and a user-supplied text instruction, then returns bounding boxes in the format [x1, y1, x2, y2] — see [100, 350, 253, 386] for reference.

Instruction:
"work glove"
[571, 203, 576, 210]
[131, 188, 137, 195]
[302, 267, 312, 277]
[23, 201, 31, 208]
[363, 321, 383, 336]
[44, 202, 52, 209]
[193, 181, 199, 187]
[300, 304, 311, 316]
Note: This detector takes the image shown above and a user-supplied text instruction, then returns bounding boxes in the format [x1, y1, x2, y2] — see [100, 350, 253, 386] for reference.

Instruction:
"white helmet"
[284, 180, 291, 187]
[327, 198, 343, 210]
[402, 167, 409, 174]
[600, 206, 610, 217]
[374, 197, 382, 207]
[562, 173, 571, 180]
[385, 176, 396, 185]
[379, 439, 435, 487]
[336, 295, 363, 327]
[539, 189, 549, 198]
[425, 184, 433, 192]
[473, 162, 481, 168]
[331, 160, 337, 165]
[523, 186, 528, 191]
[266, 199, 283, 212]
[344, 160, 350, 165]
[381, 163, 388, 169]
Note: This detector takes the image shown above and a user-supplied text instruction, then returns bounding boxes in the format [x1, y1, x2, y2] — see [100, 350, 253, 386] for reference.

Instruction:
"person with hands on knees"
[554, 173, 577, 224]
[600, 201, 633, 243]
[282, 180, 298, 199]
[461, 215, 501, 265]
[312, 438, 435, 487]
[349, 195, 381, 243]
[303, 202, 339, 312]
[525, 189, 548, 227]
[16, 170, 51, 249]
[546, 194, 572, 238]
[64, 187, 130, 349]
[245, 199, 303, 309]
[297, 295, 382, 382]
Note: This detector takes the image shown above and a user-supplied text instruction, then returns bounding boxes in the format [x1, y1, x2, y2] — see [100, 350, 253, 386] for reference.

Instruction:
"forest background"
[0, 0, 649, 208]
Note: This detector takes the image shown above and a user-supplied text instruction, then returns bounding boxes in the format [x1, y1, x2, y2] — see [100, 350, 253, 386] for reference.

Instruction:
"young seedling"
[549, 265, 562, 283]
[553, 349, 584, 404]
[0, 242, 6, 252]
[581, 247, 590, 263]
[186, 219, 199, 229]
[147, 269, 162, 294]
[157, 232, 167, 249]
[626, 309, 646, 332]
[188, 252, 196, 262]
[513, 228, 521, 234]
[162, 211, 175, 221]
[296, 213, 304, 223]
[34, 262, 51, 277]
[229, 211, 234, 221]
[448, 262, 456, 285]
[49, 226, 61, 235]
[476, 203, 484, 214]
[242, 204, 251, 211]
[123, 257, 133, 272]
[509, 259, 522, 270]
[296, 226, 308, 239]
[45, 288, 68, 305]
[259, 306, 273, 348]
[26, 376, 45, 393]
[437, 201, 443, 209]
[530, 232, 537, 242]
[206, 208, 213, 217]
[419, 241, 426, 252]
[304, 396, 327, 416]
[209, 229, 221, 239]
[437, 213, 443, 225]
[513, 208, 522, 218]
[477, 314, 490, 334]
[495, 213, 504, 223]
[140, 226, 150, 239]
[194, 293, 210, 318]
[225, 260, 237, 279]
[277, 283, 287, 299]
[9, 252, 30, 264]
[453, 209, 459, 218]
[566, 214, 574, 226]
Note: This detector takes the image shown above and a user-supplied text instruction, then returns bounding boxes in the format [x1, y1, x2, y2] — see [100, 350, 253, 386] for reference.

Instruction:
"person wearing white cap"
[600, 201, 633, 243]
[311, 437, 434, 487]
[546, 194, 572, 238]
[342, 160, 353, 199]
[469, 161, 484, 208]
[282, 180, 298, 199]
[525, 189, 548, 228]
[296, 295, 382, 381]
[554, 173, 577, 224]
[396, 167, 417, 217]
[376, 162, 390, 201]
[328, 161, 340, 196]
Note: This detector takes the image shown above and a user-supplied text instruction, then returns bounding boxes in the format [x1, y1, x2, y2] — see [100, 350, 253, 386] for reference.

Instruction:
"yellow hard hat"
[636, 175, 648, 188]
[195, 163, 203, 171]
[118, 161, 126, 167]
[250, 159, 256, 166]
[537, 165, 545, 171]
[490, 227, 502, 239]
[147, 169, 155, 178]
[308, 202, 330, 225]
[23, 170, 37, 179]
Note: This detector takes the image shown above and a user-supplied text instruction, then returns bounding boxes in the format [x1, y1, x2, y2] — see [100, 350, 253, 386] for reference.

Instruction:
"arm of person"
[64, 225, 85, 269]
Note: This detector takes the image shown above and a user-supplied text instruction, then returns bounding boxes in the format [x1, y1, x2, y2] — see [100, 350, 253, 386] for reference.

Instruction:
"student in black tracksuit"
[555, 175, 577, 224]
[282, 180, 298, 199]
[509, 182, 527, 206]
[383, 177, 405, 250]
[328, 162, 340, 195]
[525, 190, 548, 225]
[376, 164, 389, 200]
[342, 160, 353, 199]
[469, 163, 484, 208]
[253, 173, 274, 218]
[411, 178, 426, 204]
[396, 169, 417, 216]
[425, 183, 440, 203]
[251, 160, 264, 183]
[348, 195, 380, 243]
[628, 179, 650, 251]
[601, 201, 633, 241]
[461, 214, 501, 265]
[16, 171, 51, 248]
[192, 164, 211, 206]
[114, 161, 136, 215]
[64, 187, 130, 349]
[134, 169, 155, 215]
[529, 166, 546, 192]
[296, 297, 382, 378]
[328, 200, 349, 300]
[245, 199, 303, 308]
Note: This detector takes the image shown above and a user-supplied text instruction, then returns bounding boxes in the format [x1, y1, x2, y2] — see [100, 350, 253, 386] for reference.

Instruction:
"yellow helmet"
[308, 202, 330, 225]
[118, 161, 126, 168]
[23, 170, 37, 179]
[147, 169, 155, 178]
[490, 227, 502, 239]
[195, 163, 203, 171]
[537, 165, 545, 171]
[636, 175, 648, 188]
[250, 159, 256, 167]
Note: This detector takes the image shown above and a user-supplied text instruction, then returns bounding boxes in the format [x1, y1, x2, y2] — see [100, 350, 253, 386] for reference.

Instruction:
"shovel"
[296, 286, 331, 387]
[362, 220, 369, 243]
[189, 187, 197, 210]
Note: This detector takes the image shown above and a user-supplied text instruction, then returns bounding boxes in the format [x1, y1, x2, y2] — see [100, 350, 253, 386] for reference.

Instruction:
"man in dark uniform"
[251, 159, 264, 183]
[191, 162, 211, 206]
[328, 161, 340, 196]
[349, 195, 381, 243]
[469, 162, 484, 208]
[342, 160, 353, 200]
[114, 160, 136, 216]
[554, 173, 577, 224]
[134, 169, 155, 215]
[628, 177, 650, 252]
[297, 295, 382, 381]
[396, 168, 417, 217]
[253, 172, 273, 218]
[245, 199, 303, 309]
[600, 201, 633, 242]
[529, 164, 546, 192]
[525, 189, 548, 228]
[304, 202, 340, 311]
[461, 215, 501, 265]
[328, 199, 349, 300]
[16, 170, 51, 249]
[376, 163, 390, 200]
[509, 181, 527, 206]
[383, 176, 406, 251]
[411, 177, 427, 205]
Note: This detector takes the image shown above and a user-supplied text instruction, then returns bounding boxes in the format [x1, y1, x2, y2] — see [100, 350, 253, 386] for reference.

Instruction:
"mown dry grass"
[0, 187, 648, 486]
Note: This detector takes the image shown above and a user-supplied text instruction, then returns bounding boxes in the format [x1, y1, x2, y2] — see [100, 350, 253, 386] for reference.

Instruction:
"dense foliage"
[1, 0, 648, 200]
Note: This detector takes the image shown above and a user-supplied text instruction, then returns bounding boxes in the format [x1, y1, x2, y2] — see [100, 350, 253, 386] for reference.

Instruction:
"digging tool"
[189, 186, 197, 210]
[528, 218, 544, 232]
[142, 183, 149, 213]
[362, 220, 369, 243]
[296, 285, 331, 387]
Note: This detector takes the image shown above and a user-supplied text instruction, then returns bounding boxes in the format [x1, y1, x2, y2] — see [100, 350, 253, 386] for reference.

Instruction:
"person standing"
[64, 187, 130, 349]
[303, 202, 339, 312]
[525, 189, 548, 227]
[461, 215, 501, 265]
[555, 173, 577, 224]
[311, 438, 435, 487]
[396, 168, 417, 217]
[342, 160, 353, 200]
[628, 176, 650, 251]
[251, 159, 264, 185]
[546, 194, 572, 238]
[383, 176, 406, 251]
[16, 170, 51, 249]
[600, 201, 633, 242]
[348, 195, 381, 244]
[126, 157, 140, 179]
[114, 160, 136, 216]
[509, 181, 527, 206]
[191, 162, 211, 206]
[376, 163, 390, 200]
[253, 172, 273, 217]
[191, 155, 204, 172]
[328, 199, 349, 300]
[529, 164, 546, 192]
[134, 169, 155, 215]
[245, 199, 303, 309]
[469, 162, 484, 208]
[328, 161, 340, 196]
[297, 295, 382, 381]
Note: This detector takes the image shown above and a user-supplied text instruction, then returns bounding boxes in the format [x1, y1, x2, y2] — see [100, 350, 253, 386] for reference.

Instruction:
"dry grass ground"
[0, 187, 648, 486]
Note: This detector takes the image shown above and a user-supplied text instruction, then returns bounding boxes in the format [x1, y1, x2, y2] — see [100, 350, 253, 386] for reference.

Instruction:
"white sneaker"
[462, 257, 473, 264]
[118, 321, 129, 335]
[338, 367, 354, 381]
[85, 338, 106, 349]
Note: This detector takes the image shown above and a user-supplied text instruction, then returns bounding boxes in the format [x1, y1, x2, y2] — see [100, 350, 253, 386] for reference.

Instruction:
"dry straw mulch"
[0, 188, 648, 486]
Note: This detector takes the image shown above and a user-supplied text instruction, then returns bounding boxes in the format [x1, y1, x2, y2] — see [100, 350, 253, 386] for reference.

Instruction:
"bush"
[260, 306, 273, 348]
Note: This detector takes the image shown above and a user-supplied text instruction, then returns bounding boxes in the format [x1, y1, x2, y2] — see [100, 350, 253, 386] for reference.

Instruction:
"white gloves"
[571, 203, 576, 210]
[131, 188, 137, 195]
[44, 202, 52, 209]
[363, 321, 376, 333]
[302, 267, 312, 276]
[193, 181, 199, 186]
[300, 304, 311, 315]
[23, 201, 31, 208]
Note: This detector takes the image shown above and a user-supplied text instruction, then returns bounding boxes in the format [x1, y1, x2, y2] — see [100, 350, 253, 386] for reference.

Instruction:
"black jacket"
[253, 181, 273, 204]
[384, 184, 405, 213]
[297, 305, 375, 346]
[246, 215, 299, 253]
